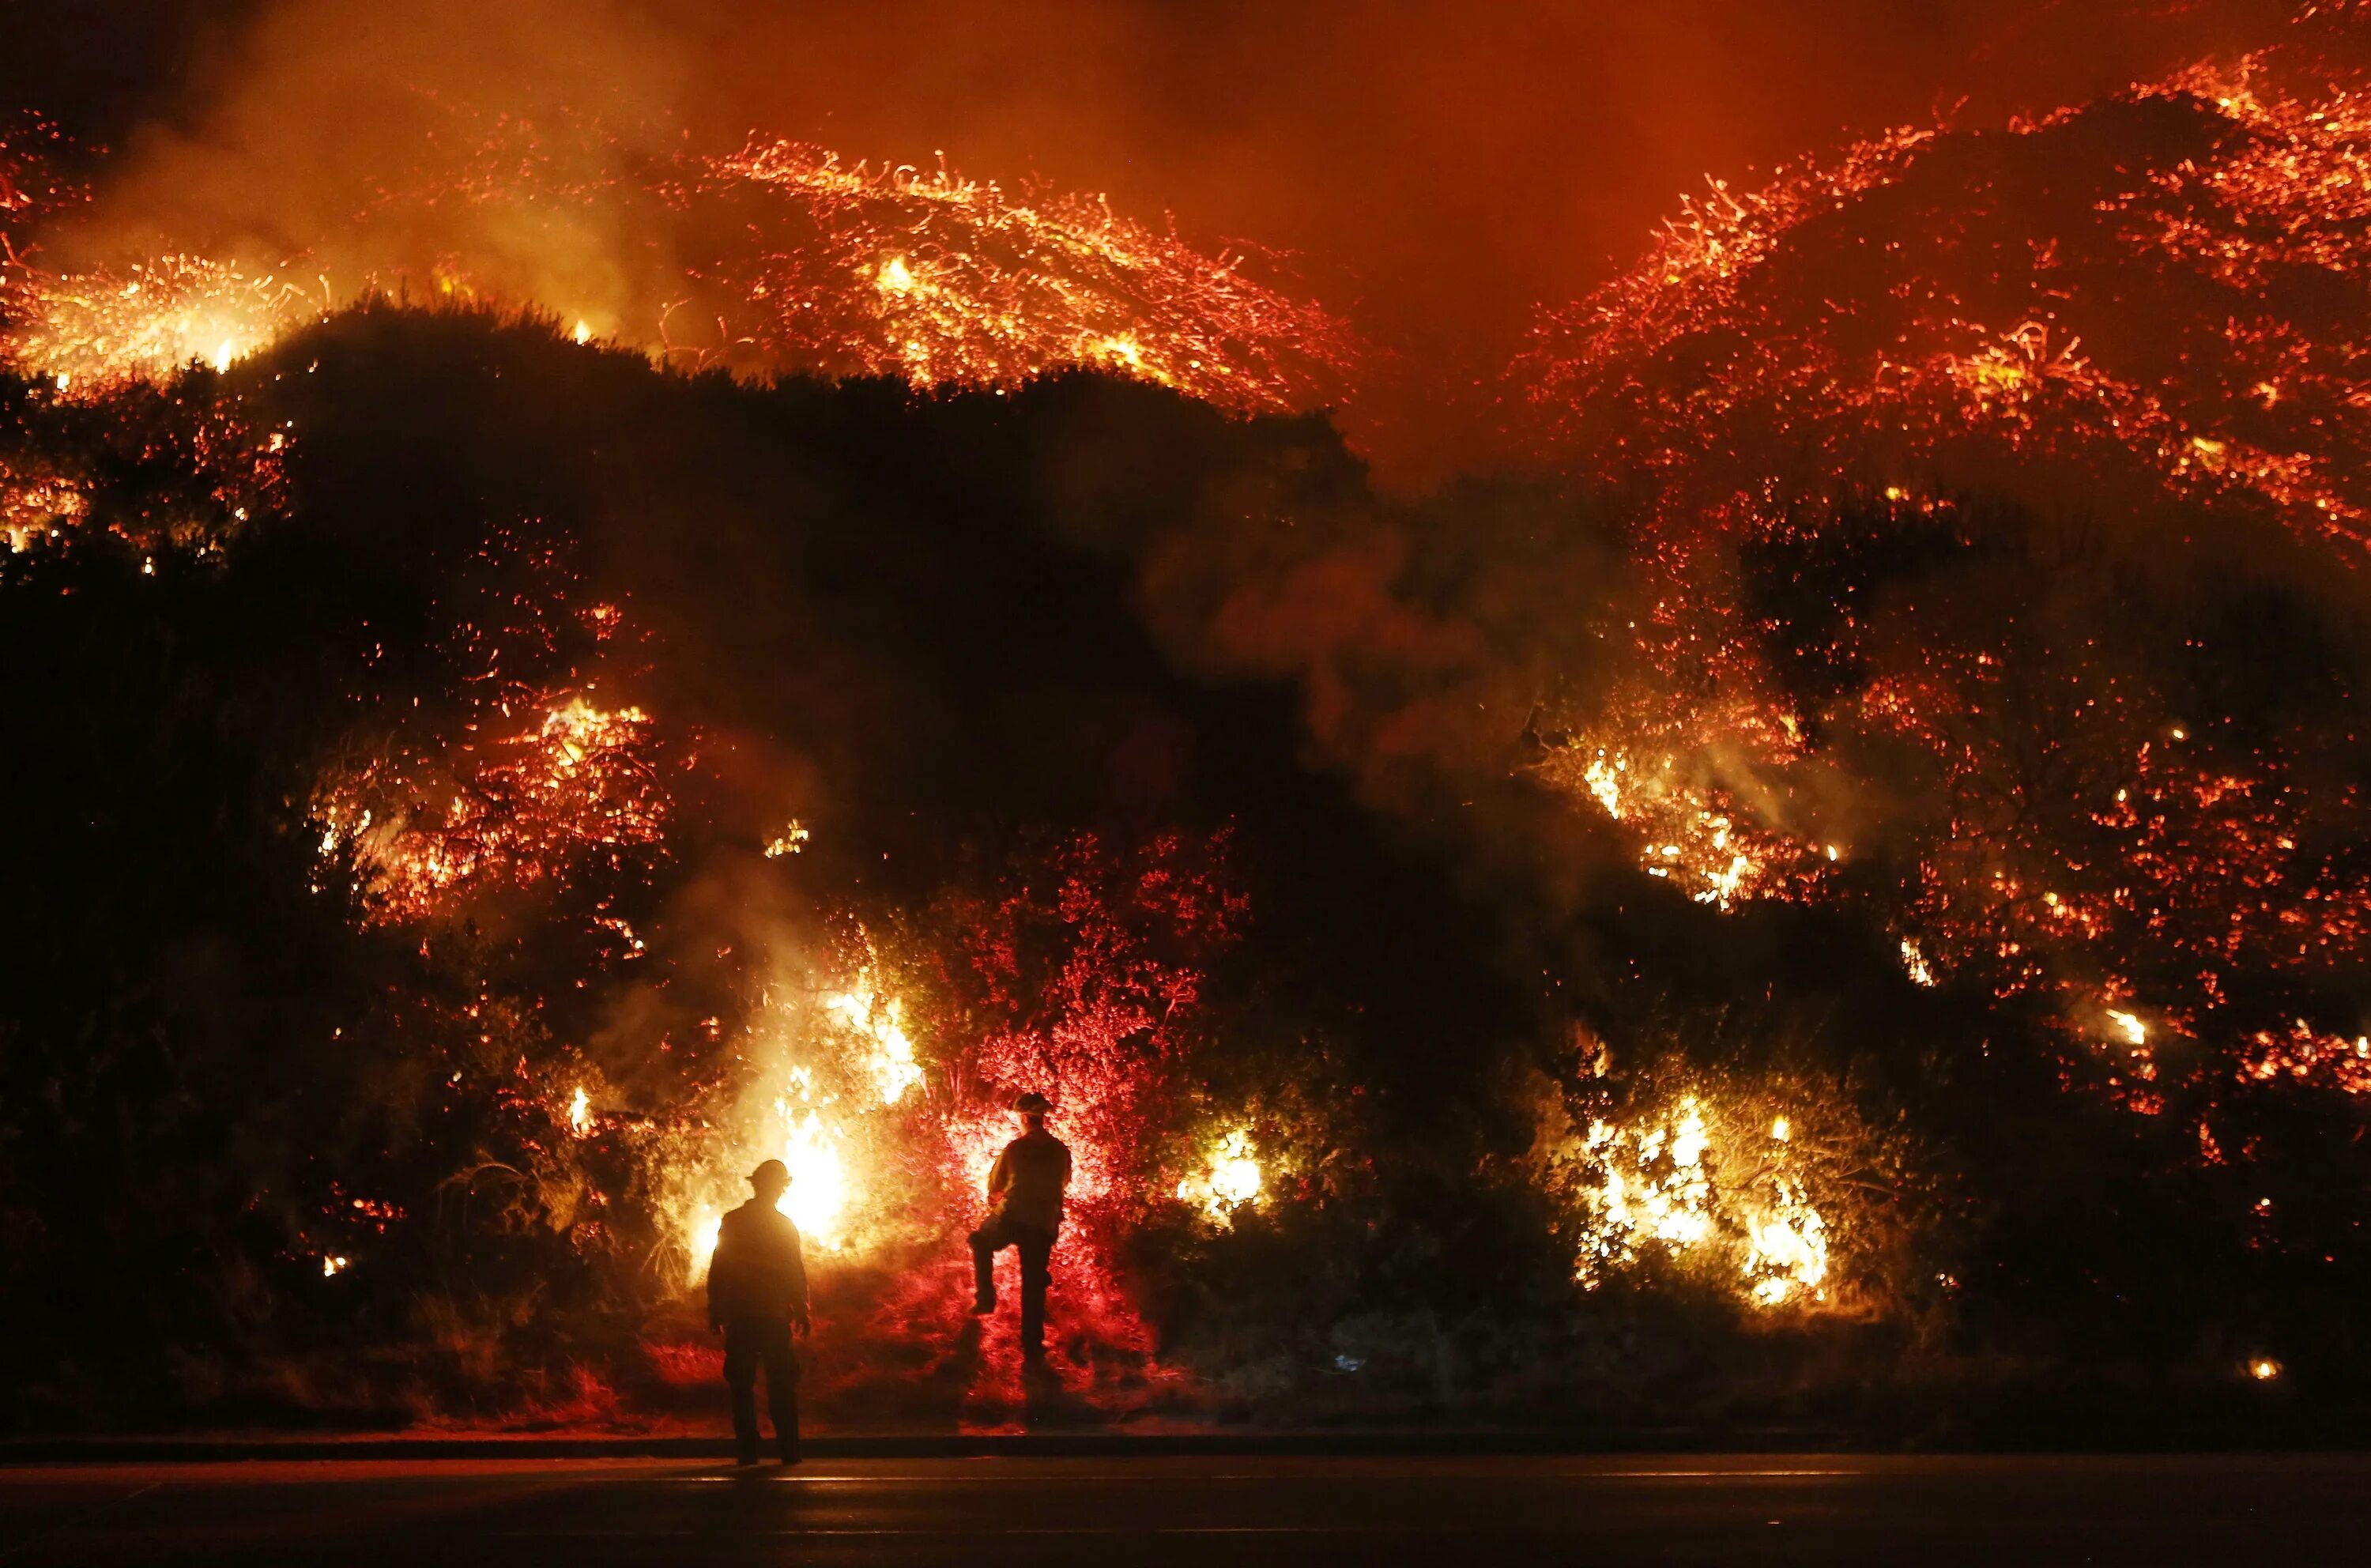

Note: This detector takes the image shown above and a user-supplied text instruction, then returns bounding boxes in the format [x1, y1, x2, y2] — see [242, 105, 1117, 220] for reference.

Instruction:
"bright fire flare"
[775, 1070, 850, 1247]
[1176, 1127, 1264, 1223]
[824, 969, 924, 1106]
[1565, 1094, 1832, 1308]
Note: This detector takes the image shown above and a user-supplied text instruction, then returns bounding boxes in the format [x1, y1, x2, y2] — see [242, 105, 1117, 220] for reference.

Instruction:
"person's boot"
[970, 1243, 997, 1313]
[737, 1446, 760, 1467]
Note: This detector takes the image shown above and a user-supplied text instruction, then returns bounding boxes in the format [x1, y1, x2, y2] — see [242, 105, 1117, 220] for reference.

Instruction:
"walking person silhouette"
[707, 1159, 809, 1465]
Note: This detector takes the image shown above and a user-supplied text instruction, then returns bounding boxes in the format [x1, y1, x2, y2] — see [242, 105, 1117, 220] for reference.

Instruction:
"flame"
[315, 692, 668, 923]
[687, 1205, 722, 1280]
[1176, 1126, 1264, 1223]
[775, 1074, 850, 1247]
[824, 969, 924, 1106]
[1564, 1093, 1831, 1309]
[1899, 939, 1938, 988]
[1743, 1178, 1830, 1306]
[2, 131, 1350, 413]
[566, 1086, 593, 1136]
[1555, 743, 1819, 909]
[672, 956, 934, 1272]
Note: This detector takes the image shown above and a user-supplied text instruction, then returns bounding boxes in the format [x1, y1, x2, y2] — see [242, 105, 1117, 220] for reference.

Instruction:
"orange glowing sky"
[5, 0, 2358, 477]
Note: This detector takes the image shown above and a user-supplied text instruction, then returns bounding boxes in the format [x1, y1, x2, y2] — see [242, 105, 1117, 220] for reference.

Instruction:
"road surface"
[4, 1452, 2366, 1565]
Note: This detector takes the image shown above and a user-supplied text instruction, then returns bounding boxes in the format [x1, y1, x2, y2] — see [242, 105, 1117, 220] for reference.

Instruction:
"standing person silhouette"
[707, 1159, 809, 1465]
[969, 1091, 1072, 1362]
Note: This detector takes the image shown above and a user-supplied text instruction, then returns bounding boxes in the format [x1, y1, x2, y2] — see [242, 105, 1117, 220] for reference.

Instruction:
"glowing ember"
[2250, 1357, 2283, 1381]
[2242, 1022, 2371, 1096]
[317, 693, 669, 923]
[1, 469, 86, 553]
[703, 139, 1351, 409]
[3, 255, 322, 390]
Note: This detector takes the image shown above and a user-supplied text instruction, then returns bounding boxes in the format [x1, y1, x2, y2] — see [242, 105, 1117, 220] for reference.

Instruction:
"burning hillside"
[7, 19, 2371, 1445]
[0, 112, 1351, 410]
[1514, 54, 2371, 1114]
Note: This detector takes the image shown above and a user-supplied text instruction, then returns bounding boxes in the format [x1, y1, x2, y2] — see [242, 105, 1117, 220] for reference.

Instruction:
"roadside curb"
[0, 1429, 1847, 1464]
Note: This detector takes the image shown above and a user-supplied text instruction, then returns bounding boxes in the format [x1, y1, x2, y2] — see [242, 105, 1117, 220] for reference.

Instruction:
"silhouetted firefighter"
[970, 1091, 1073, 1360]
[707, 1159, 809, 1465]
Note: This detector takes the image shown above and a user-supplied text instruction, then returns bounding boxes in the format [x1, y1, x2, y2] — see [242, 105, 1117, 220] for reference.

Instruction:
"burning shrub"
[1527, 1024, 1939, 1323]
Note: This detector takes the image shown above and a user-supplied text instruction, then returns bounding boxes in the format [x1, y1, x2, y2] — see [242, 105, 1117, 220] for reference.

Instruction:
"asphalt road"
[5, 1452, 2369, 1566]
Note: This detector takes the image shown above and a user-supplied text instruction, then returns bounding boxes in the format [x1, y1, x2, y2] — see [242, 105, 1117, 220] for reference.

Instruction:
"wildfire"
[824, 967, 925, 1106]
[2, 255, 322, 389]
[1513, 54, 2371, 1102]
[676, 951, 938, 1272]
[703, 140, 1349, 408]
[1552, 1092, 1832, 1310]
[1175, 1127, 1264, 1224]
[1, 123, 1351, 413]
[316, 693, 669, 923]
